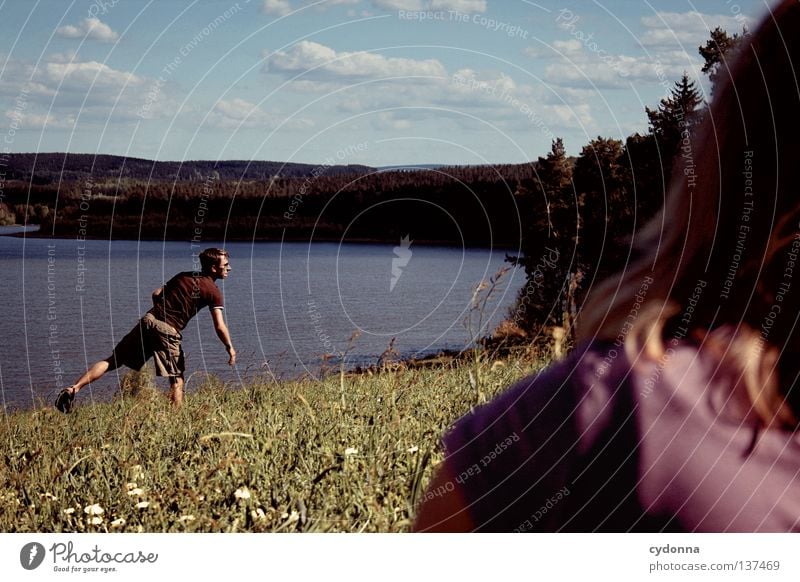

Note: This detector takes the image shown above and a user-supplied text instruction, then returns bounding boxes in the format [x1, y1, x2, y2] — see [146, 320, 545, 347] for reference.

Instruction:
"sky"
[0, 0, 769, 167]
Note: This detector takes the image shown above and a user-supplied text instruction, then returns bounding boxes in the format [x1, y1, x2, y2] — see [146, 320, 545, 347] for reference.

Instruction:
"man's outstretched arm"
[210, 307, 236, 366]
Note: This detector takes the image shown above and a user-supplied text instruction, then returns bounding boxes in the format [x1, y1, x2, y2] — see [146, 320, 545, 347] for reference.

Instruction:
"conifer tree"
[507, 138, 577, 338]
[699, 26, 748, 94]
[645, 72, 703, 179]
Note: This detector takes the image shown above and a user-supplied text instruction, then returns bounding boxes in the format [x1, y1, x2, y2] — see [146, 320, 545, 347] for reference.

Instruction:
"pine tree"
[646, 73, 703, 151]
[645, 72, 703, 176]
[699, 26, 748, 94]
[535, 137, 573, 236]
[506, 138, 577, 338]
[573, 136, 629, 280]
[625, 132, 666, 225]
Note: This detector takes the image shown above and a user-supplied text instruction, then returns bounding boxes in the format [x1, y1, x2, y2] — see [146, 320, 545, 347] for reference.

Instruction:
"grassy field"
[0, 351, 546, 532]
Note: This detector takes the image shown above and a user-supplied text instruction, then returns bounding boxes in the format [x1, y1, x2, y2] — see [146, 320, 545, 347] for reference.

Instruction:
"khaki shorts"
[111, 313, 185, 377]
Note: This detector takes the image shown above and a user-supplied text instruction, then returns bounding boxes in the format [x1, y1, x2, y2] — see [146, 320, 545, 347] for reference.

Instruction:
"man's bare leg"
[56, 357, 118, 412]
[69, 357, 117, 394]
[169, 375, 184, 407]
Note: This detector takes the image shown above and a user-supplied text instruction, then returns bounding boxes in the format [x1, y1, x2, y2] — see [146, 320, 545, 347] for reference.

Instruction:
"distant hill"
[2, 153, 542, 248]
[3, 153, 374, 183]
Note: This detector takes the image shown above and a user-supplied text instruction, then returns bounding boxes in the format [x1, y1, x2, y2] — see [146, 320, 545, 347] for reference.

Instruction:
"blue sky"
[0, 0, 767, 166]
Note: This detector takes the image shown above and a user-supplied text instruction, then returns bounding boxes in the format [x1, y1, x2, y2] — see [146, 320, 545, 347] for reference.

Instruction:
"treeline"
[2, 162, 544, 246]
[1, 153, 553, 246]
[2, 153, 373, 183]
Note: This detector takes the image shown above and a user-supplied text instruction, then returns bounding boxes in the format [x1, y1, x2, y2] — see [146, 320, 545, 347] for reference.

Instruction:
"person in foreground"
[414, 0, 800, 532]
[55, 248, 236, 413]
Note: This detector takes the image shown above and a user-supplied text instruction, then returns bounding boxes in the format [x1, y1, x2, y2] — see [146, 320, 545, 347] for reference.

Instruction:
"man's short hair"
[199, 248, 229, 275]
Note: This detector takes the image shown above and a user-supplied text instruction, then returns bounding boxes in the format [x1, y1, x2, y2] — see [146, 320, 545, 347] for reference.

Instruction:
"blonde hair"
[577, 0, 800, 429]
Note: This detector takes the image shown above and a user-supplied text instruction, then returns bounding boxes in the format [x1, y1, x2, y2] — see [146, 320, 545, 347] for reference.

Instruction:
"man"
[55, 248, 236, 412]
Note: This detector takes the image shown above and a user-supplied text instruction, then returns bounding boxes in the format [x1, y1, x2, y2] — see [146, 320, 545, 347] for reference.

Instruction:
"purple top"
[443, 341, 800, 532]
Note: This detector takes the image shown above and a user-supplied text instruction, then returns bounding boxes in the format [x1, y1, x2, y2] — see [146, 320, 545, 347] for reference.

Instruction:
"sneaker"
[55, 387, 75, 413]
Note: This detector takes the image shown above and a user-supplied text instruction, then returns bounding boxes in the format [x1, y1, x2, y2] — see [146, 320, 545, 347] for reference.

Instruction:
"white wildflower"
[136, 501, 150, 509]
[110, 518, 126, 527]
[63, 508, 75, 515]
[84, 503, 104, 516]
[407, 446, 419, 454]
[126, 488, 144, 497]
[251, 508, 266, 521]
[88, 516, 103, 525]
[344, 447, 358, 456]
[234, 487, 251, 500]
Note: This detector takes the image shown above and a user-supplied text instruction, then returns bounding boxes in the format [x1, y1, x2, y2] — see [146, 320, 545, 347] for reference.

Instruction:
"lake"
[0, 227, 523, 411]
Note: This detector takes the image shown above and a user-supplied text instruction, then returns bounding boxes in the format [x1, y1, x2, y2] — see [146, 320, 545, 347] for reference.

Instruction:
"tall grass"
[0, 351, 547, 532]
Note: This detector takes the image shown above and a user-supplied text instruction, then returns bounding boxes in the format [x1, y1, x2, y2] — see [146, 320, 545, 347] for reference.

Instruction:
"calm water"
[0, 227, 522, 411]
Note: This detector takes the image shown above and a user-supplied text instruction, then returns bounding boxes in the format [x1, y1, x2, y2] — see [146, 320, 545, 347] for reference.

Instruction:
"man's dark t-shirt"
[149, 271, 224, 331]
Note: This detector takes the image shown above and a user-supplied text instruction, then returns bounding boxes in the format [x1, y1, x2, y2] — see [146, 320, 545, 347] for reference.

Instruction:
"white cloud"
[0, 54, 168, 123]
[47, 50, 80, 64]
[0, 55, 41, 99]
[543, 56, 695, 90]
[448, 69, 592, 127]
[325, 66, 594, 136]
[523, 45, 555, 60]
[208, 97, 312, 129]
[280, 0, 362, 12]
[530, 35, 700, 90]
[428, 0, 486, 12]
[639, 11, 751, 48]
[5, 110, 76, 130]
[373, 111, 412, 130]
[533, 10, 748, 92]
[547, 103, 592, 127]
[261, 0, 292, 16]
[370, 0, 485, 11]
[615, 53, 699, 83]
[258, 0, 486, 16]
[551, 39, 583, 57]
[212, 98, 271, 126]
[451, 68, 518, 100]
[264, 40, 447, 81]
[55, 18, 119, 43]
[43, 61, 145, 91]
[538, 54, 618, 89]
[372, 0, 424, 10]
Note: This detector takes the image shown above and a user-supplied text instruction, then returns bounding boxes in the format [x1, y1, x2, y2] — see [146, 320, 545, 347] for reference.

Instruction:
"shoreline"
[5, 228, 520, 251]
[1, 342, 530, 415]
